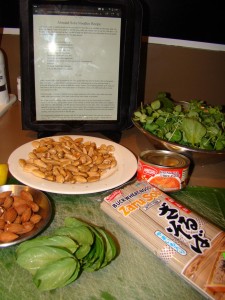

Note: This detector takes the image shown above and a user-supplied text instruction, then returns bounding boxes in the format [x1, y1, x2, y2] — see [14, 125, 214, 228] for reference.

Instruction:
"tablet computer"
[20, 0, 142, 137]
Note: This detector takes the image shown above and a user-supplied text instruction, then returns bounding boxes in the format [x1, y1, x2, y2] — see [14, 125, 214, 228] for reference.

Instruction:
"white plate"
[8, 135, 137, 194]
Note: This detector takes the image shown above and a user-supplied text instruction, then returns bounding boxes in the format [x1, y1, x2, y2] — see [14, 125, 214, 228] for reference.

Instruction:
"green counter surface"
[1, 181, 225, 300]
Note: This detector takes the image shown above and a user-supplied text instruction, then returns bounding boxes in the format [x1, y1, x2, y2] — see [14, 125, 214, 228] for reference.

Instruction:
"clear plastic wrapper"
[101, 180, 225, 299]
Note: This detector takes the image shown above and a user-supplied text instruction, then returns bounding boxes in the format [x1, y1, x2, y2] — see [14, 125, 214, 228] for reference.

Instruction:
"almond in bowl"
[0, 185, 52, 247]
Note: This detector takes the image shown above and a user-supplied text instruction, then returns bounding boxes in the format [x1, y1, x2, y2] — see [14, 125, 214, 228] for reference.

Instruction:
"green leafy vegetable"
[151, 99, 160, 110]
[75, 243, 92, 260]
[94, 227, 117, 268]
[16, 217, 117, 291]
[16, 235, 79, 256]
[182, 118, 207, 145]
[54, 225, 94, 247]
[16, 245, 73, 275]
[82, 226, 105, 272]
[33, 257, 79, 291]
[133, 92, 225, 150]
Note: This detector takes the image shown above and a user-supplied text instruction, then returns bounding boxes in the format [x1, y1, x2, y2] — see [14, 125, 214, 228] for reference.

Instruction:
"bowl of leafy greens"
[132, 92, 225, 165]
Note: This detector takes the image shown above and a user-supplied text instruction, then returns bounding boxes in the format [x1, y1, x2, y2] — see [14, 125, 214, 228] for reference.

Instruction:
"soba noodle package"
[100, 180, 225, 300]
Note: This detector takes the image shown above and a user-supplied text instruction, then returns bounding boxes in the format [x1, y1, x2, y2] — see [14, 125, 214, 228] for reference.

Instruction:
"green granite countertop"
[1, 181, 225, 300]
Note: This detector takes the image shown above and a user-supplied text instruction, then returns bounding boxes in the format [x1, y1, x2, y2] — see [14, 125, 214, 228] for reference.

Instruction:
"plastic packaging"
[0, 49, 9, 104]
[101, 180, 225, 300]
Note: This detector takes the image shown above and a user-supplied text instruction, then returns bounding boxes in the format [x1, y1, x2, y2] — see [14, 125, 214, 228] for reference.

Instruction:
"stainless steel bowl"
[133, 119, 225, 165]
[0, 185, 53, 247]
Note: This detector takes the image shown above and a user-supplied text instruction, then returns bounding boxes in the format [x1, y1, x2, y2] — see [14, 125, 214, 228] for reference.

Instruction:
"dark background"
[1, 0, 225, 45]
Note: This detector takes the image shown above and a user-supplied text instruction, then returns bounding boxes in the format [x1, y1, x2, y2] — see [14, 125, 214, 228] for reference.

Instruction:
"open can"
[137, 150, 190, 192]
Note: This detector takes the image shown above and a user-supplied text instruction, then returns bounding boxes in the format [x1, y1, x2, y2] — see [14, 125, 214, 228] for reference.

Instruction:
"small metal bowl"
[0, 185, 53, 247]
[132, 119, 225, 165]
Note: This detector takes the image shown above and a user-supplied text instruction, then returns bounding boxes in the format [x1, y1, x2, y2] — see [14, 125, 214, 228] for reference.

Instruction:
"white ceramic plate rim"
[8, 135, 137, 194]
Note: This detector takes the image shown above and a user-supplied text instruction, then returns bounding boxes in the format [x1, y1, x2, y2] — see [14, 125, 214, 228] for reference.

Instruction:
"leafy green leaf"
[94, 227, 117, 268]
[166, 130, 182, 142]
[144, 123, 159, 132]
[215, 138, 225, 150]
[182, 118, 207, 145]
[82, 227, 105, 272]
[54, 225, 94, 246]
[133, 111, 142, 118]
[16, 246, 73, 275]
[63, 258, 81, 286]
[75, 244, 92, 260]
[33, 257, 79, 291]
[16, 235, 78, 256]
[200, 137, 213, 150]
[151, 100, 160, 110]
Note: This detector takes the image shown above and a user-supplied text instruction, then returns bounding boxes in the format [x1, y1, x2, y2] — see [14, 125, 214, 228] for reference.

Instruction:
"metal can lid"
[140, 150, 190, 168]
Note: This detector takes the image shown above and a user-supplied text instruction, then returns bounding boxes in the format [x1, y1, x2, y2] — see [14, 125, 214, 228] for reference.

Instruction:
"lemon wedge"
[0, 164, 8, 185]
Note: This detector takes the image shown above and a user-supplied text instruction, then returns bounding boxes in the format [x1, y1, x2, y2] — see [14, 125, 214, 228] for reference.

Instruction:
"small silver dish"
[0, 185, 53, 247]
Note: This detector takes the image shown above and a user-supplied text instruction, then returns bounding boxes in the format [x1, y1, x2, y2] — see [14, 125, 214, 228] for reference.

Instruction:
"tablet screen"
[33, 4, 122, 121]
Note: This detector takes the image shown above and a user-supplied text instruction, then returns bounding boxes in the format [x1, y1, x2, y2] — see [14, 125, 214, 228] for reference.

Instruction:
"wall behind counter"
[1, 32, 225, 106]
[143, 40, 225, 105]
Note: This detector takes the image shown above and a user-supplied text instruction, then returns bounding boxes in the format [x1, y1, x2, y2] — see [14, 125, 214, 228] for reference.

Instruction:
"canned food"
[137, 150, 190, 192]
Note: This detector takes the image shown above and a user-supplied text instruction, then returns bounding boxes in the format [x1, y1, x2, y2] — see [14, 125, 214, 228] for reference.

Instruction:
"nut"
[28, 201, 39, 213]
[21, 207, 32, 223]
[22, 221, 35, 233]
[0, 191, 12, 199]
[30, 214, 42, 224]
[0, 219, 5, 230]
[14, 204, 30, 215]
[0, 190, 43, 244]
[5, 223, 25, 234]
[20, 190, 34, 202]
[4, 207, 18, 223]
[18, 136, 117, 184]
[0, 206, 5, 218]
[87, 176, 100, 182]
[0, 231, 19, 242]
[3, 196, 14, 209]
[14, 215, 22, 224]
[13, 196, 27, 208]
